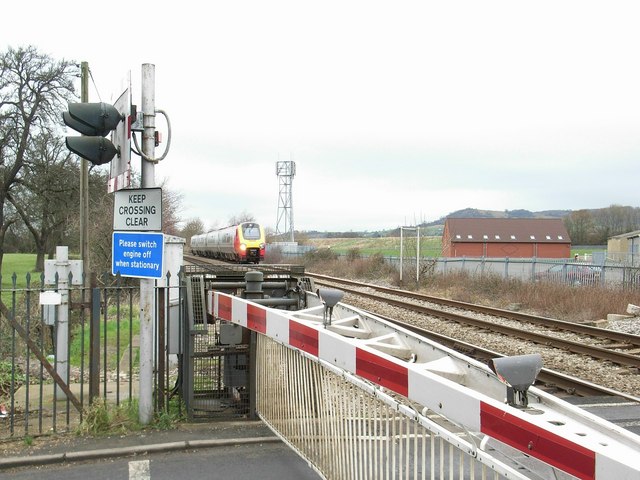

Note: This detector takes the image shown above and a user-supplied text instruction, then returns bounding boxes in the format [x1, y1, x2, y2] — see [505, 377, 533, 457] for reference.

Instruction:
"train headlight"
[259, 243, 265, 250]
[240, 243, 247, 251]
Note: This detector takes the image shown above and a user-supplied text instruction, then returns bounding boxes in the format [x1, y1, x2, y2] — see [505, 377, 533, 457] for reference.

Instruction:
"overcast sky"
[3, 1, 639, 232]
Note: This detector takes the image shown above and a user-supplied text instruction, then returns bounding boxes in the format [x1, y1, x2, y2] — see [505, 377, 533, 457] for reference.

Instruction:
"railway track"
[182, 257, 640, 402]
[307, 272, 640, 402]
[308, 272, 640, 366]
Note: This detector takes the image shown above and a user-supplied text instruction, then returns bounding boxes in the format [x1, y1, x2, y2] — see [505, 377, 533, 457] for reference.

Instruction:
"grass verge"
[77, 398, 184, 436]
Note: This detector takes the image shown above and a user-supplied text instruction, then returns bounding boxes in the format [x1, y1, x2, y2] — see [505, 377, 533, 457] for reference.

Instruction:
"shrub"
[0, 361, 26, 398]
[346, 248, 361, 261]
[303, 248, 338, 265]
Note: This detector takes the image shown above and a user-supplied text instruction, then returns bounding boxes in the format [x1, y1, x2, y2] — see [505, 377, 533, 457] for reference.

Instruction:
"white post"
[416, 227, 420, 283]
[400, 227, 404, 282]
[138, 63, 156, 425]
[55, 246, 70, 398]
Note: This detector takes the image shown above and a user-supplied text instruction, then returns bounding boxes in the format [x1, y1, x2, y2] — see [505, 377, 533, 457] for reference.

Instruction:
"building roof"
[609, 229, 640, 240]
[444, 218, 571, 243]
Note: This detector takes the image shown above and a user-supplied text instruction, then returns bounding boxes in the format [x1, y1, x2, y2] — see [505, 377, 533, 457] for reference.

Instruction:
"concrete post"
[400, 227, 404, 282]
[139, 63, 156, 425]
[55, 246, 70, 398]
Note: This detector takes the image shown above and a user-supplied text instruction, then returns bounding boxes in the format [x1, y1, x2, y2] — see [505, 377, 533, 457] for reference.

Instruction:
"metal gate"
[182, 264, 308, 419]
[0, 270, 184, 439]
[183, 270, 251, 418]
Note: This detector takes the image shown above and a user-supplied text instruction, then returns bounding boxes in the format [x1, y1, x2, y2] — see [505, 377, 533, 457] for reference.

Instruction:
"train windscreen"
[242, 224, 262, 240]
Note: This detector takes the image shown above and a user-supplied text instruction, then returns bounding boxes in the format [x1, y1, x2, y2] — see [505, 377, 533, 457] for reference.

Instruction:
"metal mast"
[275, 160, 296, 242]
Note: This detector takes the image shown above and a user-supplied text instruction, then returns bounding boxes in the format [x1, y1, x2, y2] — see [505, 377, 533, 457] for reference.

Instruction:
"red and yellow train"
[190, 222, 265, 263]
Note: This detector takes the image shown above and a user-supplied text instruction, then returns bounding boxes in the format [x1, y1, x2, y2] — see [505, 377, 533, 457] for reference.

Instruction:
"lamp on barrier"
[488, 354, 543, 408]
[317, 288, 344, 328]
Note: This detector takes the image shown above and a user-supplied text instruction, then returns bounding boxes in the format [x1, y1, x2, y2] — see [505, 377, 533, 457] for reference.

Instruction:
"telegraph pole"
[79, 62, 90, 276]
[138, 64, 156, 424]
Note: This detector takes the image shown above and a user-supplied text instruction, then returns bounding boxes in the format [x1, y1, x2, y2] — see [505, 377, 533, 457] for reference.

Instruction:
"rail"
[311, 277, 640, 371]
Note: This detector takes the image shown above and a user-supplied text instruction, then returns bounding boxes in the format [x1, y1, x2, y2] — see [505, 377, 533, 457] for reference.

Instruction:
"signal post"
[63, 63, 160, 425]
[139, 63, 156, 424]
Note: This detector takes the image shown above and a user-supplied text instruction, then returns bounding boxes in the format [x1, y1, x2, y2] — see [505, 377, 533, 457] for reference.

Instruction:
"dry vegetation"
[297, 247, 639, 324]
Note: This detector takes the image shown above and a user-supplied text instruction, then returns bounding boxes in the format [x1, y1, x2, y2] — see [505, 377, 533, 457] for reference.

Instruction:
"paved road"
[3, 442, 322, 480]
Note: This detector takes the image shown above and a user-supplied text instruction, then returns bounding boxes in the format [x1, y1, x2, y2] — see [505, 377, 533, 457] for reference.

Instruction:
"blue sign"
[112, 231, 164, 279]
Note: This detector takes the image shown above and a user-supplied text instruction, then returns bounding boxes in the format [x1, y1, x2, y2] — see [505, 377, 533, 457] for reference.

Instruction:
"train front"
[236, 222, 265, 263]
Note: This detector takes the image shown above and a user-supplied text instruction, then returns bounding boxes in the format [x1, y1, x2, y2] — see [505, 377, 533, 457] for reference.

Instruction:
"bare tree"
[8, 131, 78, 270]
[88, 170, 115, 276]
[592, 205, 640, 240]
[179, 218, 205, 246]
[564, 210, 594, 245]
[227, 211, 255, 226]
[0, 46, 76, 272]
[159, 179, 183, 236]
[565, 205, 640, 245]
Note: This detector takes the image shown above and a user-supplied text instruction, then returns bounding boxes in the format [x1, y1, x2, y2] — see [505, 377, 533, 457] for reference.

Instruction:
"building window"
[467, 235, 473, 239]
[483, 235, 488, 239]
[495, 235, 500, 240]
[530, 235, 535, 240]
[546, 235, 551, 240]
[558, 236, 563, 240]
[510, 235, 516, 240]
[455, 235, 461, 239]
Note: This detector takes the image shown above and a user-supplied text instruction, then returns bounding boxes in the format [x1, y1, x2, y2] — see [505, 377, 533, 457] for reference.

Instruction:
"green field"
[0, 253, 141, 369]
[0, 253, 38, 289]
[305, 236, 443, 257]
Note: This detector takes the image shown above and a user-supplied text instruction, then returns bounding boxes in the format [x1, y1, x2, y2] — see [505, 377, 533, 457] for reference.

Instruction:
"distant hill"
[303, 208, 572, 238]
[299, 206, 640, 245]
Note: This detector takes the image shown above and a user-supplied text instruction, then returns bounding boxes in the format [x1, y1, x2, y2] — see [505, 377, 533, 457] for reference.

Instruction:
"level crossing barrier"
[211, 289, 640, 480]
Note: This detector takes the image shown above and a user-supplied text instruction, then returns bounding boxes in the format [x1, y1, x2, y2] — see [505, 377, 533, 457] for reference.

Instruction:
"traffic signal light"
[63, 102, 124, 165]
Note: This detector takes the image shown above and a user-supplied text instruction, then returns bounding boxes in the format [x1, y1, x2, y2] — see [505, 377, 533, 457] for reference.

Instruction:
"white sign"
[40, 290, 62, 305]
[44, 259, 84, 286]
[113, 187, 162, 231]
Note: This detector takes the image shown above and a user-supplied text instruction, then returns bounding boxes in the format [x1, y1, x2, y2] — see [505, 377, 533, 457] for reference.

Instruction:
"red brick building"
[442, 218, 571, 258]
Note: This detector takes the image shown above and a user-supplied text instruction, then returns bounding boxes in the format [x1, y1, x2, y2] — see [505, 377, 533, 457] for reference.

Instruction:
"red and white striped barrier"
[211, 291, 640, 480]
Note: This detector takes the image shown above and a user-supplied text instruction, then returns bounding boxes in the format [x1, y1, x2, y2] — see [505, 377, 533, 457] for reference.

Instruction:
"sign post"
[138, 64, 156, 425]
[107, 65, 159, 426]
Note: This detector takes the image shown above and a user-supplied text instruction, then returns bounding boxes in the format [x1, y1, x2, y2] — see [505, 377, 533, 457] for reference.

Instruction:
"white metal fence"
[277, 248, 640, 289]
[426, 257, 639, 288]
[256, 335, 527, 480]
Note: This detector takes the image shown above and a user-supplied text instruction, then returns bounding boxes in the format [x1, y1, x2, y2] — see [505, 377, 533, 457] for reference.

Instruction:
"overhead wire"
[87, 66, 102, 102]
